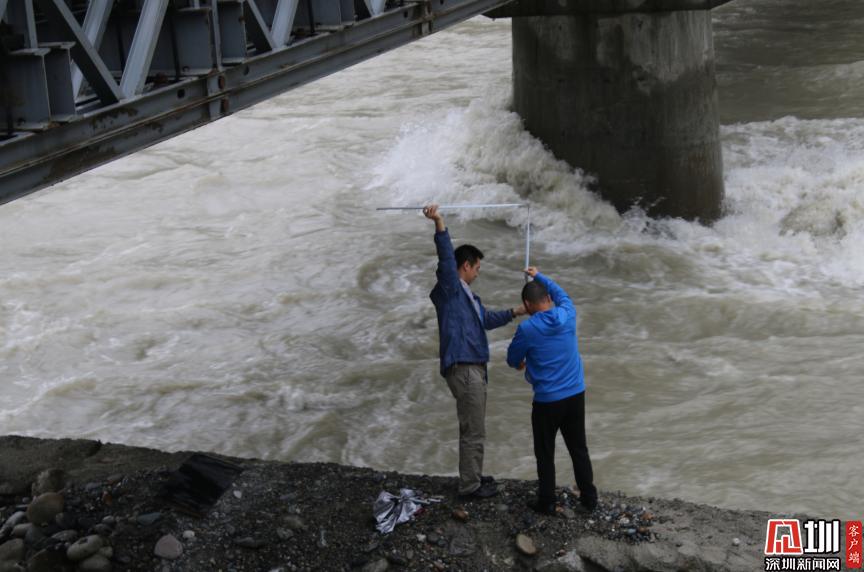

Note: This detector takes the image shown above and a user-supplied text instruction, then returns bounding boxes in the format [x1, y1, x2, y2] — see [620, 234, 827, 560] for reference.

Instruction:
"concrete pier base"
[512, 10, 724, 221]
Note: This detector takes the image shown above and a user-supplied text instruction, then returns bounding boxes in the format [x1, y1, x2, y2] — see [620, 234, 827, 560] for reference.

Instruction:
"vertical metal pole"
[119, 0, 169, 97]
[0, 43, 12, 138]
[167, 5, 181, 82]
[524, 204, 531, 282]
[305, 0, 315, 35]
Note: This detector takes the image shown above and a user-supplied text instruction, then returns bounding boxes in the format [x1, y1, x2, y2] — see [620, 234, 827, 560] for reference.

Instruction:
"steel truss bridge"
[0, 0, 510, 204]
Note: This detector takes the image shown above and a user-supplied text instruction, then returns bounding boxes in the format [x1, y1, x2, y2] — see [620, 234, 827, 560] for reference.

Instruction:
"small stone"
[1, 512, 26, 532]
[451, 508, 469, 522]
[182, 530, 196, 540]
[427, 533, 439, 545]
[101, 516, 116, 526]
[105, 474, 123, 486]
[92, 525, 112, 537]
[516, 533, 536, 556]
[11, 524, 29, 538]
[448, 531, 476, 556]
[84, 483, 102, 493]
[31, 469, 66, 497]
[561, 508, 576, 520]
[432, 561, 445, 571]
[154, 534, 183, 560]
[67, 535, 103, 561]
[283, 516, 306, 531]
[386, 552, 407, 566]
[136, 513, 161, 526]
[78, 554, 112, 572]
[618, 517, 631, 526]
[26, 494, 64, 526]
[496, 504, 509, 512]
[234, 537, 265, 549]
[641, 512, 654, 522]
[415, 534, 426, 543]
[233, 490, 242, 500]
[361, 539, 379, 554]
[0, 539, 24, 562]
[275, 528, 293, 541]
[732, 537, 741, 547]
[317, 529, 327, 549]
[54, 513, 76, 530]
[52, 530, 78, 543]
[361, 558, 389, 572]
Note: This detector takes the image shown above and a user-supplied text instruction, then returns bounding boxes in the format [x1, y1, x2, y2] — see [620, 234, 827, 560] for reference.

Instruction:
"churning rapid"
[1, 0, 862, 520]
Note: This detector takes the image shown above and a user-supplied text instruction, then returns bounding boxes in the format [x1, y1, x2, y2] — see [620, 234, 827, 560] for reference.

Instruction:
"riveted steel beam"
[34, 0, 122, 104]
[70, 0, 114, 97]
[0, 0, 514, 204]
[119, 0, 169, 96]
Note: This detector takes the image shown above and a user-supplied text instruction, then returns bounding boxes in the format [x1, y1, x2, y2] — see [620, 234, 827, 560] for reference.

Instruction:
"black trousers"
[531, 391, 597, 505]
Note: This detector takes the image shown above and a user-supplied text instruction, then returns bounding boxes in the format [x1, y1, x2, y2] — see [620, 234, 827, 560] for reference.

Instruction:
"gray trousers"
[445, 364, 487, 495]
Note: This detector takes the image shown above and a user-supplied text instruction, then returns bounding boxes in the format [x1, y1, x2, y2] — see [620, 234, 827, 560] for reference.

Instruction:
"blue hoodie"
[506, 273, 585, 402]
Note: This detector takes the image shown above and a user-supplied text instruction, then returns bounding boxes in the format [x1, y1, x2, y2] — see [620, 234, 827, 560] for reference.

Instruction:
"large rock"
[78, 554, 112, 572]
[537, 551, 586, 572]
[0, 437, 101, 496]
[0, 539, 24, 562]
[66, 535, 103, 562]
[26, 494, 64, 526]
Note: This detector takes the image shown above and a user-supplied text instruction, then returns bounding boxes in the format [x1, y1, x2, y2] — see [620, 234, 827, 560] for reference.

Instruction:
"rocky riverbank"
[0, 435, 767, 571]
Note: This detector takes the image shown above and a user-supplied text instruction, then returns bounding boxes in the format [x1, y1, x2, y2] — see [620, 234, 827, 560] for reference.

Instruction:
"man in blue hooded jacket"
[507, 267, 598, 514]
[423, 204, 526, 499]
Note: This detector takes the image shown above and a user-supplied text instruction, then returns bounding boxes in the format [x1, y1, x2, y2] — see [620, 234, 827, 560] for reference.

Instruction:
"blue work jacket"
[506, 272, 585, 402]
[430, 229, 513, 378]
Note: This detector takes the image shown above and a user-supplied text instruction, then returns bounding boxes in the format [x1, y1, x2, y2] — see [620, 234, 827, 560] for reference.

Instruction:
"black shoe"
[458, 482, 499, 499]
[527, 499, 557, 515]
[579, 497, 598, 512]
[480, 475, 496, 485]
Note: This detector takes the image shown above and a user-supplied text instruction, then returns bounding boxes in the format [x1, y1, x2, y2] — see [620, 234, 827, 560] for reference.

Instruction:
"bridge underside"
[0, 0, 511, 204]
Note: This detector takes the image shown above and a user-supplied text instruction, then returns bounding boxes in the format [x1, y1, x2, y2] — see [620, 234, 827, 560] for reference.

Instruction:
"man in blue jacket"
[423, 204, 526, 499]
[507, 267, 598, 514]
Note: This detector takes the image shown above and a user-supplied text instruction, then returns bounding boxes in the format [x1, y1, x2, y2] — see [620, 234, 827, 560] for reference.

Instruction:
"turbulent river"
[1, 0, 862, 520]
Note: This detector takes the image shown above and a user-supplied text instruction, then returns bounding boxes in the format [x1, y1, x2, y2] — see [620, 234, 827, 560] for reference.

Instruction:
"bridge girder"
[0, 0, 512, 204]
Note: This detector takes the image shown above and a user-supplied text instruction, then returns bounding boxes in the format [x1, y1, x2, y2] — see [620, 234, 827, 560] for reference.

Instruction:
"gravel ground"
[0, 435, 768, 571]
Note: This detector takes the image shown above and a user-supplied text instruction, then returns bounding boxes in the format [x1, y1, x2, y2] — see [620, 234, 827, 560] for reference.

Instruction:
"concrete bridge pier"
[493, 2, 729, 222]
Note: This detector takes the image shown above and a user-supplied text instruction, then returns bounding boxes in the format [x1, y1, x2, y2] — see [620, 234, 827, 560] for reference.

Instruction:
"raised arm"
[530, 269, 575, 320]
[424, 205, 460, 293]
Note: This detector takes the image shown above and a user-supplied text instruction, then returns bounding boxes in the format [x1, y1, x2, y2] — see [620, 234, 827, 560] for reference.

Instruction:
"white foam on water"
[369, 93, 864, 293]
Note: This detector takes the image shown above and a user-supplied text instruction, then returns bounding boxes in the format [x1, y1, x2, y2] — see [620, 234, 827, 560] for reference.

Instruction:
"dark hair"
[521, 280, 549, 304]
[454, 244, 484, 270]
